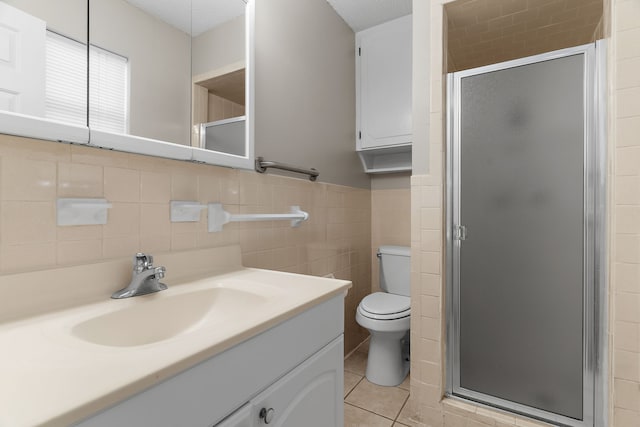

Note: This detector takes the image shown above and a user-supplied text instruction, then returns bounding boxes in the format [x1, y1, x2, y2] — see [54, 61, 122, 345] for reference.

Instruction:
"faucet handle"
[153, 266, 166, 279]
[134, 253, 153, 272]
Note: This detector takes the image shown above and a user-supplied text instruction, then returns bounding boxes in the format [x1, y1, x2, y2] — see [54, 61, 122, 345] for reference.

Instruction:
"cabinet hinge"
[358, 131, 361, 139]
[358, 47, 361, 56]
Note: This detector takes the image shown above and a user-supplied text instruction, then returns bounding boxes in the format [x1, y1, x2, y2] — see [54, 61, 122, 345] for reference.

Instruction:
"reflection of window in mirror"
[46, 31, 128, 132]
[45, 31, 87, 126]
[88, 45, 128, 133]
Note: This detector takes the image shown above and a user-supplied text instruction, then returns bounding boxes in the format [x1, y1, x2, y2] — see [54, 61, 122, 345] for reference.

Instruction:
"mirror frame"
[0, 0, 255, 170]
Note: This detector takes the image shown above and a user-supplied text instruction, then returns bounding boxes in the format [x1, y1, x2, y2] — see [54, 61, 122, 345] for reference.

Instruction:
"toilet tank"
[378, 245, 411, 296]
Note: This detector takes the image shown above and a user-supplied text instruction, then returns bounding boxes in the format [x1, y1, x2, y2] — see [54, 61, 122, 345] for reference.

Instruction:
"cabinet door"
[250, 336, 344, 427]
[216, 403, 252, 427]
[357, 15, 412, 150]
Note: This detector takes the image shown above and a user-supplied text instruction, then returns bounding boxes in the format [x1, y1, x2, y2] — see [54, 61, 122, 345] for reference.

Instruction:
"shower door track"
[445, 42, 607, 427]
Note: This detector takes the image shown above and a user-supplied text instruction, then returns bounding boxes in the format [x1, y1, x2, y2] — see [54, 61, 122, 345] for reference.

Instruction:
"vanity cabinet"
[216, 405, 252, 427]
[356, 14, 412, 173]
[219, 337, 342, 426]
[74, 295, 345, 427]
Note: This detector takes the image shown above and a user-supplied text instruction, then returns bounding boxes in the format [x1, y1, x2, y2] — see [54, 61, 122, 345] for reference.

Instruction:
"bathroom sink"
[72, 287, 266, 347]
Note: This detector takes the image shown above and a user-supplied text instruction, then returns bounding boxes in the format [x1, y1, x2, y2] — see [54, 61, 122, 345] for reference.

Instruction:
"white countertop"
[0, 247, 351, 427]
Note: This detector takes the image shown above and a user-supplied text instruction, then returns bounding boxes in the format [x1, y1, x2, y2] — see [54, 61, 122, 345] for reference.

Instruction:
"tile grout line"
[344, 374, 411, 425]
[343, 374, 364, 400]
[344, 336, 370, 360]
[344, 350, 409, 425]
[344, 402, 397, 424]
[394, 394, 411, 423]
[343, 368, 366, 376]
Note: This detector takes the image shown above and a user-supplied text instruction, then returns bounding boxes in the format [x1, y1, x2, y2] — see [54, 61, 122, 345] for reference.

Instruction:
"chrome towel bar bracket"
[255, 157, 319, 181]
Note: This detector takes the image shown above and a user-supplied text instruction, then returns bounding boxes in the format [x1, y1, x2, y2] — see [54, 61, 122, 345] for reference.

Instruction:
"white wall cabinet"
[75, 296, 345, 427]
[356, 14, 412, 173]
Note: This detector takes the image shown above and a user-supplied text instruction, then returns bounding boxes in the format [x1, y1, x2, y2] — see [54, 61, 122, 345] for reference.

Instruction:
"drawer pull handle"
[259, 407, 275, 424]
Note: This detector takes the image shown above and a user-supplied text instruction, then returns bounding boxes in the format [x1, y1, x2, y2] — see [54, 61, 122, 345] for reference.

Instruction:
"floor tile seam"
[394, 394, 411, 422]
[344, 367, 366, 376]
[344, 402, 397, 423]
[344, 375, 365, 399]
[398, 382, 410, 391]
[344, 378, 410, 414]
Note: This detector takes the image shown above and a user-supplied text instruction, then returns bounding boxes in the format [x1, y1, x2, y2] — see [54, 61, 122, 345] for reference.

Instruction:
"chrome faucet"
[111, 253, 167, 299]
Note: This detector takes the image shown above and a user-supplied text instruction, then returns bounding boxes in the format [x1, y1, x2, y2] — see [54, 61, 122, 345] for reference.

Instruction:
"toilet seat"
[359, 292, 410, 320]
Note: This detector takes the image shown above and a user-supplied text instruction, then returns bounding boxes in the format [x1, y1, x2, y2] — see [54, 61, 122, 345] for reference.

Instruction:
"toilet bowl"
[356, 246, 411, 386]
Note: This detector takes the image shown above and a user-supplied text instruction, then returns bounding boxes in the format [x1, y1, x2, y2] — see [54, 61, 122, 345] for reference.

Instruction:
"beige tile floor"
[344, 339, 413, 427]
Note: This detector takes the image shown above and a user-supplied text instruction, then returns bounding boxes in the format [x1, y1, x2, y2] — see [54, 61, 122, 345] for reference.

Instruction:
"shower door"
[447, 44, 602, 427]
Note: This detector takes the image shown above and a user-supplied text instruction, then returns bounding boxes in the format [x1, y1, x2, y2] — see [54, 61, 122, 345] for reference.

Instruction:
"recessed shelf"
[357, 144, 412, 174]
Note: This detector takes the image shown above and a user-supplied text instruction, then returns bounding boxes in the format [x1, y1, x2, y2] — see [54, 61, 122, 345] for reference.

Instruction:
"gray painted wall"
[371, 173, 411, 190]
[192, 15, 245, 77]
[254, 0, 370, 189]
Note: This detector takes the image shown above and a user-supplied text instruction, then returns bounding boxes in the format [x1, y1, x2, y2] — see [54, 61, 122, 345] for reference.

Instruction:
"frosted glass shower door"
[448, 45, 597, 427]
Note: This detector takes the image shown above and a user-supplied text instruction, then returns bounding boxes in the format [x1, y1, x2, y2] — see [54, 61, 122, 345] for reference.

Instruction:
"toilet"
[356, 245, 411, 386]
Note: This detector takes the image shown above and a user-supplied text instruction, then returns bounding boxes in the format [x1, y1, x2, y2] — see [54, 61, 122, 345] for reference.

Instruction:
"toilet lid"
[360, 292, 410, 317]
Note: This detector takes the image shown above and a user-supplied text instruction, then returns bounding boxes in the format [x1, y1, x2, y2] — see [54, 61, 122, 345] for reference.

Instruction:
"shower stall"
[446, 43, 606, 427]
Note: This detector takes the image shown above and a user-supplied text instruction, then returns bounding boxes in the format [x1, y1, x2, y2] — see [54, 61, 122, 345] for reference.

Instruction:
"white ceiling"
[125, 0, 246, 37]
[325, 0, 412, 32]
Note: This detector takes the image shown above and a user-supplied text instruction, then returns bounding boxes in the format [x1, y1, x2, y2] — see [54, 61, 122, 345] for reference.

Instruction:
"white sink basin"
[72, 287, 266, 347]
[0, 245, 352, 427]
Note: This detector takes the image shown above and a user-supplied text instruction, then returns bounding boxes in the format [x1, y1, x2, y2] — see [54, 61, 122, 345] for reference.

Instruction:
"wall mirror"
[0, 0, 254, 169]
[89, 0, 253, 168]
[0, 0, 89, 142]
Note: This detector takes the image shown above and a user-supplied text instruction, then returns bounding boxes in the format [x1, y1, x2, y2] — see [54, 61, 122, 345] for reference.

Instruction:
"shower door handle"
[454, 225, 467, 241]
